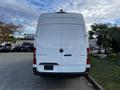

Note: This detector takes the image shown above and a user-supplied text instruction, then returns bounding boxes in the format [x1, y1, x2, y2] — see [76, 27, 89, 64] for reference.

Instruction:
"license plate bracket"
[44, 65, 53, 70]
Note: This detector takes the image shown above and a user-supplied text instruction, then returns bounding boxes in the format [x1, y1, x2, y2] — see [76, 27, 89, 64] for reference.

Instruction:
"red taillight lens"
[87, 48, 90, 54]
[87, 48, 90, 64]
[33, 48, 36, 64]
[87, 58, 90, 64]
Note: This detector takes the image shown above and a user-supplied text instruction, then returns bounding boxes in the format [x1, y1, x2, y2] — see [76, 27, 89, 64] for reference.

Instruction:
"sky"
[0, 0, 120, 36]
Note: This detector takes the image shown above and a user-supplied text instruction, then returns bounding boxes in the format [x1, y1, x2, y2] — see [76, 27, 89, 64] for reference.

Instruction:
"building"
[89, 38, 98, 49]
[24, 34, 35, 40]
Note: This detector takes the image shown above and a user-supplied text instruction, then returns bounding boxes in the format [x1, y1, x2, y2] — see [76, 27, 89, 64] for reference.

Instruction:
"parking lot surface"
[0, 53, 94, 90]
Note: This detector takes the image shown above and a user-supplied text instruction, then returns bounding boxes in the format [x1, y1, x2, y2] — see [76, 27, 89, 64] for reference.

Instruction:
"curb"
[85, 75, 104, 90]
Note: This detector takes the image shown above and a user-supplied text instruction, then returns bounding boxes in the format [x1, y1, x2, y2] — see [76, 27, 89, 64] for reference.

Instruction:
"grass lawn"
[90, 55, 120, 90]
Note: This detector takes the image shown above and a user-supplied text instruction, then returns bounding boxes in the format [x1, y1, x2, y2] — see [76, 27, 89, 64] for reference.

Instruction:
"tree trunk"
[104, 48, 107, 54]
[98, 46, 101, 54]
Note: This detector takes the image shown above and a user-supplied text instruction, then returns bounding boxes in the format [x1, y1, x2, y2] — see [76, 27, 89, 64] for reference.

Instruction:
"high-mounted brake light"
[87, 48, 90, 64]
[33, 48, 36, 64]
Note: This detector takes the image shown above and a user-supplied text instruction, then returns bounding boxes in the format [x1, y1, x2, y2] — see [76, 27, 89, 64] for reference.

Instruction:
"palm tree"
[91, 23, 109, 54]
[91, 23, 120, 54]
[108, 26, 120, 53]
[89, 31, 94, 39]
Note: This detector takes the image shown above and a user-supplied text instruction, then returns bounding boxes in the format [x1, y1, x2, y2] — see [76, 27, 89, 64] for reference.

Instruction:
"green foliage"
[90, 23, 120, 53]
[89, 31, 94, 39]
[108, 27, 120, 53]
[8, 36, 16, 43]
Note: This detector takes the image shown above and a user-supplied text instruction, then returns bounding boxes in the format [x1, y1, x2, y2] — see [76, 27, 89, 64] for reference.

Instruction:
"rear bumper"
[33, 67, 90, 76]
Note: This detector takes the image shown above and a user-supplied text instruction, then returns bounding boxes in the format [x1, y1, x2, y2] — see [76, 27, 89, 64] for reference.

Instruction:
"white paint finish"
[61, 65, 86, 72]
[36, 24, 61, 72]
[61, 24, 87, 67]
[39, 13, 84, 24]
[37, 65, 61, 72]
[35, 12, 89, 73]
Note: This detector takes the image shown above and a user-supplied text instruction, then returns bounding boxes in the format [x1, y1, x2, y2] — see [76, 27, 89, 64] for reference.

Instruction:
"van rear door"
[36, 24, 61, 72]
[61, 24, 87, 72]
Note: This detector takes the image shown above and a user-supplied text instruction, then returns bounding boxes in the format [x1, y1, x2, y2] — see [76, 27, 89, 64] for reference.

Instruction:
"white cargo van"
[33, 10, 90, 76]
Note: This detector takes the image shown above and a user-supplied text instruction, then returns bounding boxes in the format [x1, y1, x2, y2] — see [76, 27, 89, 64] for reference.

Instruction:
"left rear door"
[36, 24, 62, 72]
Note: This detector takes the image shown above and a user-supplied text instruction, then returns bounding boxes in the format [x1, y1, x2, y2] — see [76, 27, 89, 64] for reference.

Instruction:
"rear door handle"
[64, 54, 72, 56]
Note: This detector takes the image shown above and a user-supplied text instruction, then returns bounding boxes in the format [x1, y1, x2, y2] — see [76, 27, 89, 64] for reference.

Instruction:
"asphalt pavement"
[0, 53, 94, 90]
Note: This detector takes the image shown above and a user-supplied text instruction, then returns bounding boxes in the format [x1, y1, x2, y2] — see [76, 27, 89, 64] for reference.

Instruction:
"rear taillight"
[87, 48, 90, 64]
[33, 48, 36, 64]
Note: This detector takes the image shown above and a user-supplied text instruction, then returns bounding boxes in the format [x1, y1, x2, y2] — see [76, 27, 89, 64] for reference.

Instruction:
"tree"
[90, 23, 120, 54]
[0, 20, 22, 42]
[91, 23, 109, 54]
[108, 26, 120, 53]
[89, 31, 94, 39]
[8, 36, 16, 43]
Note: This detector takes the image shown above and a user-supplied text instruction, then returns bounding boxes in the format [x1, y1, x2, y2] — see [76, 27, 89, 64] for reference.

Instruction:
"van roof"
[40, 12, 83, 18]
[38, 12, 85, 25]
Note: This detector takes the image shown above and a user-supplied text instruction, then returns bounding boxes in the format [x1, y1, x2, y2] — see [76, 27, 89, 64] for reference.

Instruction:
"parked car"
[21, 42, 34, 52]
[11, 45, 22, 52]
[0, 45, 4, 52]
[0, 43, 12, 52]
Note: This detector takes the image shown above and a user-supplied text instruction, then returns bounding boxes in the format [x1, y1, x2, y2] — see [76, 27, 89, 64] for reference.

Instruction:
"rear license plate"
[44, 65, 53, 70]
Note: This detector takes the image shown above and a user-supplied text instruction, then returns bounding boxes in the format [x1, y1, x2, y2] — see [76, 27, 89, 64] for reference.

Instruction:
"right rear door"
[61, 24, 87, 72]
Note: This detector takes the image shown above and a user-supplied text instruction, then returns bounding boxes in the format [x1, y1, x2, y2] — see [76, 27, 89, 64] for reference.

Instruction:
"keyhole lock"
[59, 48, 64, 53]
